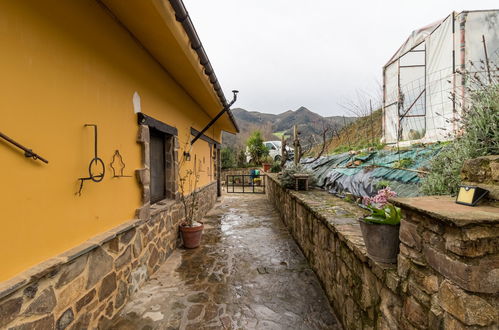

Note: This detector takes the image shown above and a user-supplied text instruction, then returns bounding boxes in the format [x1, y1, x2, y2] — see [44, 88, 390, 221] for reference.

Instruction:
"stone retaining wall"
[266, 174, 498, 329]
[0, 182, 217, 330]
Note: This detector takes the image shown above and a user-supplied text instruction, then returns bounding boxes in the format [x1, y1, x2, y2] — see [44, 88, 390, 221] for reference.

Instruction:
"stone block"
[403, 296, 427, 329]
[438, 280, 497, 326]
[445, 226, 499, 257]
[0, 297, 23, 328]
[379, 287, 402, 330]
[55, 255, 87, 289]
[137, 124, 149, 143]
[23, 284, 38, 299]
[24, 286, 57, 316]
[114, 281, 127, 309]
[99, 272, 117, 301]
[397, 254, 411, 279]
[407, 280, 430, 306]
[56, 276, 85, 315]
[103, 237, 120, 254]
[115, 246, 132, 270]
[463, 225, 499, 241]
[385, 271, 400, 293]
[9, 315, 54, 330]
[400, 244, 426, 266]
[442, 314, 470, 330]
[56, 308, 74, 330]
[105, 301, 114, 317]
[409, 266, 439, 294]
[461, 155, 499, 183]
[69, 313, 91, 330]
[423, 246, 498, 293]
[75, 289, 96, 312]
[399, 220, 421, 250]
[421, 230, 444, 250]
[86, 247, 113, 289]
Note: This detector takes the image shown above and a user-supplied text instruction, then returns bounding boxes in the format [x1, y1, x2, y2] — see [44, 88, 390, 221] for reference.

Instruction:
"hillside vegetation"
[324, 109, 383, 154]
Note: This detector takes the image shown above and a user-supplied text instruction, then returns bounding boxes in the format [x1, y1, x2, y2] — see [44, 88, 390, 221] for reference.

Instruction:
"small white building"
[382, 10, 499, 144]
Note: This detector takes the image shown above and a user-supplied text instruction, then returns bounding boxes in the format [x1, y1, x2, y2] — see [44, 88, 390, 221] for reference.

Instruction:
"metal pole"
[293, 125, 299, 165]
[370, 99, 374, 147]
[0, 131, 49, 164]
[482, 35, 492, 84]
[191, 90, 238, 145]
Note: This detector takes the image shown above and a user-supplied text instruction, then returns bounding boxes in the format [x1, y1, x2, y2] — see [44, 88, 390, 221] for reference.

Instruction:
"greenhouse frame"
[382, 10, 499, 145]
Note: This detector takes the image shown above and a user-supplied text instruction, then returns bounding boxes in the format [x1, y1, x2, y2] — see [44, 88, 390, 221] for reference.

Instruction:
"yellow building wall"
[0, 0, 222, 282]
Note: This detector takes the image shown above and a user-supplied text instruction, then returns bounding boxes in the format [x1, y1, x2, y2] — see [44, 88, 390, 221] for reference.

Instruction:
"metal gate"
[226, 174, 266, 194]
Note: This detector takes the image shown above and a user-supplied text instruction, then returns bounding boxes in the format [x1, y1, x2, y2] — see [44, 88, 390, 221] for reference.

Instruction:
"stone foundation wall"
[266, 174, 498, 329]
[0, 182, 217, 330]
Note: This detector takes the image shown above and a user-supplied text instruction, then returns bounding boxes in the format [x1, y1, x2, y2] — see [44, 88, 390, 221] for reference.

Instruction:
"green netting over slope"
[303, 145, 442, 198]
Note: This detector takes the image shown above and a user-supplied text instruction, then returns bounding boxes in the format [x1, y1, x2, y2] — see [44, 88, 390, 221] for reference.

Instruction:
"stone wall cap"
[0, 275, 28, 300]
[391, 196, 499, 226]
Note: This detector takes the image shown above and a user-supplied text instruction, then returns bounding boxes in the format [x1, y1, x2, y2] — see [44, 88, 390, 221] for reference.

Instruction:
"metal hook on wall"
[77, 124, 105, 195]
[110, 150, 132, 178]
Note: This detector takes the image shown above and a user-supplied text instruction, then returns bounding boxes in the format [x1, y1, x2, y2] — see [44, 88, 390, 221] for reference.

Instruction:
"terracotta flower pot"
[359, 219, 400, 263]
[180, 223, 204, 249]
[263, 163, 271, 172]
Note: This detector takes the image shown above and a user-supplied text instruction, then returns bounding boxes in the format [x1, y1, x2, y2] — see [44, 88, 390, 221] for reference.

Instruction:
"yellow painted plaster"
[0, 0, 223, 281]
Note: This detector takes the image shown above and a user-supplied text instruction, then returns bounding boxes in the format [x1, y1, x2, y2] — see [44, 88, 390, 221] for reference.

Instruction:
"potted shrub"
[178, 167, 203, 249]
[262, 155, 273, 172]
[359, 188, 402, 263]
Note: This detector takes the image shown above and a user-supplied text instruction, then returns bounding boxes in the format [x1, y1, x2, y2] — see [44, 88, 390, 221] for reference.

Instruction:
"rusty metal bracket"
[191, 90, 238, 145]
[77, 124, 105, 195]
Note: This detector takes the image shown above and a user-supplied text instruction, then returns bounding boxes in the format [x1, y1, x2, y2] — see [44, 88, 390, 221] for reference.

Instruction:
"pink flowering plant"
[362, 188, 402, 225]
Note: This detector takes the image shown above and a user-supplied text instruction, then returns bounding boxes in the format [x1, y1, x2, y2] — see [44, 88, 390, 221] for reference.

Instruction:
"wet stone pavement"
[109, 194, 341, 329]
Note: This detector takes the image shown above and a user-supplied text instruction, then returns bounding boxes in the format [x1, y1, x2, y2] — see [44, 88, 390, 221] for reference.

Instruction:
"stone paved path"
[109, 194, 341, 329]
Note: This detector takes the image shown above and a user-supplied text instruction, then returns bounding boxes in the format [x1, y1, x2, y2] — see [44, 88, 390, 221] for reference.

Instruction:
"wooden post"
[293, 125, 300, 165]
[281, 134, 285, 161]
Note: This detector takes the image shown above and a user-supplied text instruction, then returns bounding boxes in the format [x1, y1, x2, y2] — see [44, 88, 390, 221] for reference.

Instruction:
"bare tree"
[279, 122, 340, 167]
[299, 121, 340, 164]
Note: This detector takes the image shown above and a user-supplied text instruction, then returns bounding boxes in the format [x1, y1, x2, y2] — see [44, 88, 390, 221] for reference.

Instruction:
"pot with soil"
[359, 219, 400, 263]
[180, 221, 204, 249]
[177, 141, 204, 249]
[360, 188, 402, 263]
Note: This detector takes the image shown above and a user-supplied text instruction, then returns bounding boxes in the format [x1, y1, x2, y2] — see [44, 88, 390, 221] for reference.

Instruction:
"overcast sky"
[184, 1, 498, 117]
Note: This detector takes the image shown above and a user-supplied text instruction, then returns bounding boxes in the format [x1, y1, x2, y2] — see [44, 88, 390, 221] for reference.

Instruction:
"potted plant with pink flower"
[359, 188, 402, 263]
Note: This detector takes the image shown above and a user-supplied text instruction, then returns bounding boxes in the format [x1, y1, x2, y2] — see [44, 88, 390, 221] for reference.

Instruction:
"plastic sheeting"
[303, 146, 442, 198]
[382, 10, 499, 145]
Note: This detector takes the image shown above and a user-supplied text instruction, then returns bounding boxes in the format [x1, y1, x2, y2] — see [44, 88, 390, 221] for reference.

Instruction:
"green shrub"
[236, 149, 246, 168]
[278, 164, 317, 189]
[393, 158, 414, 168]
[270, 162, 282, 173]
[246, 131, 269, 165]
[421, 83, 499, 195]
[375, 180, 391, 189]
[221, 147, 235, 169]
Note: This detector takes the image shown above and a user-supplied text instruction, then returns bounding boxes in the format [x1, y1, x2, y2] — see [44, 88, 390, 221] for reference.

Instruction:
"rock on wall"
[0, 182, 217, 330]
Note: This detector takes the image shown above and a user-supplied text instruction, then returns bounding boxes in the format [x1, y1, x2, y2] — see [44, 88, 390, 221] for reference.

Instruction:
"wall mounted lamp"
[455, 185, 489, 206]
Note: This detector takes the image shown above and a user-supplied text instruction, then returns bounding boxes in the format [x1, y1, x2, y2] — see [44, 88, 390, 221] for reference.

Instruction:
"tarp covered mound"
[303, 145, 441, 198]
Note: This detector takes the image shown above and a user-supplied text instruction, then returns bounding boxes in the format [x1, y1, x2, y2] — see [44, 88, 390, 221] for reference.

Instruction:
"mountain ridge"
[222, 106, 356, 149]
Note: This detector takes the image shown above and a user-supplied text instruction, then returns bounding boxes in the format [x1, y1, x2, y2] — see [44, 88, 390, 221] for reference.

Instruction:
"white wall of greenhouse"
[382, 10, 499, 145]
